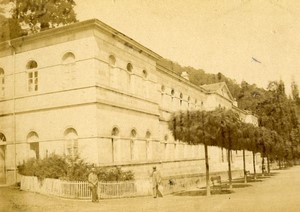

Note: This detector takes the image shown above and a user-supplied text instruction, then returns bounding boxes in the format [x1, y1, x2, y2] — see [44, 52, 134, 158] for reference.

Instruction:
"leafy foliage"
[169, 109, 224, 146]
[96, 167, 134, 182]
[0, 0, 77, 41]
[11, 0, 78, 33]
[18, 154, 67, 180]
[18, 154, 134, 182]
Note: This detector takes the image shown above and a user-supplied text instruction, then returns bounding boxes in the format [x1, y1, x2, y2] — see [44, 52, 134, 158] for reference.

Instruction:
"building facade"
[0, 19, 258, 185]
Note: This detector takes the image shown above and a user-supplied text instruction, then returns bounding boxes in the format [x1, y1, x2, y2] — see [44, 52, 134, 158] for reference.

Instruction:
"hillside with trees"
[162, 57, 300, 171]
[159, 58, 300, 119]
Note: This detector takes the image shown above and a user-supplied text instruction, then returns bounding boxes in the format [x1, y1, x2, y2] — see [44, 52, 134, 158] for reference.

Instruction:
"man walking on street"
[88, 167, 99, 202]
[150, 166, 163, 198]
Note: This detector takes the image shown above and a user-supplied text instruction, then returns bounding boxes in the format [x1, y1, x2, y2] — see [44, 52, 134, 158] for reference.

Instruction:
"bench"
[211, 176, 223, 190]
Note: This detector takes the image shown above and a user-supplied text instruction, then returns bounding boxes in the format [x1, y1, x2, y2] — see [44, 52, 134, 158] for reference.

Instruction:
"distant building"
[0, 19, 258, 185]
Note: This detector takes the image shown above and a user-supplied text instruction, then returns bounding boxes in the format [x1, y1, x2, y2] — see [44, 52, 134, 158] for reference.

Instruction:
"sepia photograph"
[1, 0, 300, 211]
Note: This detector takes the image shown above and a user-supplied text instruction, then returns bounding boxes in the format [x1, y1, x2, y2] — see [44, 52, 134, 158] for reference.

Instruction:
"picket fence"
[20, 175, 138, 199]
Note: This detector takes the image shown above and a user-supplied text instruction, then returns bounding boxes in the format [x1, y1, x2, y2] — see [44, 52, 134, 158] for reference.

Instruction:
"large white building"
[0, 19, 258, 185]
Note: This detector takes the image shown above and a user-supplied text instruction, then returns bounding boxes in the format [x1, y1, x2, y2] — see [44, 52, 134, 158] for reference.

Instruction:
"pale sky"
[75, 0, 300, 93]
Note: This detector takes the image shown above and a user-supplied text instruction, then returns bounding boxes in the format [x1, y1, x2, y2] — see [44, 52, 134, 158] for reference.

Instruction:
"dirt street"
[1, 166, 300, 212]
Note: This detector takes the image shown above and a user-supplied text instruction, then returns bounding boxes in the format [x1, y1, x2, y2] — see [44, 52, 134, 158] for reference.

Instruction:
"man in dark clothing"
[88, 168, 99, 202]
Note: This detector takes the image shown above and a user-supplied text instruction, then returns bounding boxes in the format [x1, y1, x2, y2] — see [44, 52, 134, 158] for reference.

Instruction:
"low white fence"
[20, 176, 138, 199]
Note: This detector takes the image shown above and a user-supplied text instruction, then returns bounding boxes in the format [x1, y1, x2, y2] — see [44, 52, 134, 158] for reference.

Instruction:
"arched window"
[164, 134, 168, 142]
[111, 127, 119, 163]
[62, 52, 75, 64]
[27, 131, 39, 159]
[64, 128, 78, 157]
[171, 89, 175, 96]
[0, 133, 6, 143]
[130, 129, 136, 160]
[142, 70, 148, 79]
[127, 63, 133, 72]
[180, 93, 183, 105]
[111, 127, 119, 136]
[131, 129, 137, 138]
[26, 60, 38, 92]
[146, 131, 151, 139]
[108, 55, 116, 66]
[62, 52, 76, 84]
[145, 131, 151, 160]
[26, 60, 38, 69]
[0, 68, 4, 96]
[171, 89, 175, 101]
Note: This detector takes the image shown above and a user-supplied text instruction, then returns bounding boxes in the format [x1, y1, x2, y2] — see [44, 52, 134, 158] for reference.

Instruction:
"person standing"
[88, 167, 99, 202]
[150, 166, 163, 198]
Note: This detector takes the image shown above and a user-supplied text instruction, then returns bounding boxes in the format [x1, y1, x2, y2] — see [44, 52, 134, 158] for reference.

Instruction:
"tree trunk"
[278, 160, 281, 169]
[253, 151, 257, 180]
[204, 143, 211, 196]
[243, 149, 247, 183]
[261, 156, 265, 177]
[112, 139, 114, 162]
[267, 156, 270, 175]
[227, 149, 232, 189]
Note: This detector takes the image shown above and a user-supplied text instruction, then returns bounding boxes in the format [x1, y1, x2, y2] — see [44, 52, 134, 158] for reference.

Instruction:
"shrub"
[18, 154, 68, 180]
[18, 158, 39, 177]
[96, 166, 134, 182]
[64, 155, 90, 181]
[18, 154, 134, 182]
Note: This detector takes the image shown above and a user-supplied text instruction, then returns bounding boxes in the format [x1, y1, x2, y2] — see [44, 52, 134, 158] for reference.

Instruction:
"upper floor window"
[64, 128, 78, 157]
[164, 134, 168, 142]
[27, 60, 38, 92]
[62, 52, 75, 64]
[26, 60, 38, 69]
[131, 129, 137, 138]
[127, 63, 133, 72]
[0, 68, 4, 96]
[109, 55, 116, 66]
[146, 131, 151, 139]
[111, 127, 120, 136]
[62, 52, 76, 83]
[171, 89, 175, 101]
[142, 70, 148, 79]
[180, 93, 183, 105]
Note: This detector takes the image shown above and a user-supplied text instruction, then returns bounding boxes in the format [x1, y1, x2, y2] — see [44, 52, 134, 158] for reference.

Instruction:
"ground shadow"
[231, 178, 263, 183]
[173, 188, 234, 196]
[223, 183, 252, 189]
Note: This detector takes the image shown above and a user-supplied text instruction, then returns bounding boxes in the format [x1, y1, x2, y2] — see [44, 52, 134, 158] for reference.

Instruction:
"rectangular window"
[28, 71, 38, 91]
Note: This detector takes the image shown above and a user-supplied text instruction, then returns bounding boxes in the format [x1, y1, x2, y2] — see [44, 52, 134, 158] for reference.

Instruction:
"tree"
[1, 0, 77, 39]
[169, 109, 247, 192]
[291, 80, 300, 105]
[169, 110, 222, 196]
[215, 109, 242, 189]
[241, 123, 256, 183]
[1, 0, 23, 41]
